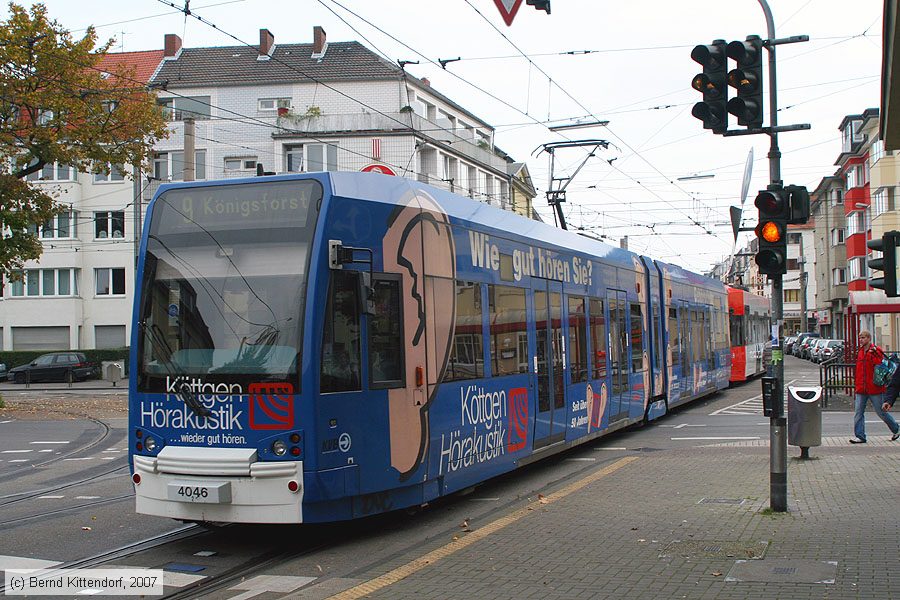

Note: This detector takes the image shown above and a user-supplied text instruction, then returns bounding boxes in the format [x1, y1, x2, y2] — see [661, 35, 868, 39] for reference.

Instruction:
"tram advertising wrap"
[129, 172, 738, 525]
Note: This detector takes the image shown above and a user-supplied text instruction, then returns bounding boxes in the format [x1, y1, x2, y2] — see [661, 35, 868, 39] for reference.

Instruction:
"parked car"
[784, 336, 798, 355]
[809, 338, 830, 362]
[798, 336, 821, 360]
[0, 362, 6, 379]
[794, 332, 820, 357]
[7, 352, 99, 384]
[818, 339, 845, 363]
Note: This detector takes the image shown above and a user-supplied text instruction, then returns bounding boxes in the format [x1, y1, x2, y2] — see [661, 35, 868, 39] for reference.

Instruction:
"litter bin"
[788, 385, 822, 459]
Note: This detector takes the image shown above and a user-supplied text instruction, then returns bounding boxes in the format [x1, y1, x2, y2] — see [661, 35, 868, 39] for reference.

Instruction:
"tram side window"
[630, 303, 644, 371]
[369, 275, 403, 387]
[669, 307, 679, 365]
[730, 310, 743, 346]
[488, 284, 527, 376]
[320, 271, 361, 393]
[589, 298, 607, 379]
[445, 281, 484, 381]
[568, 296, 588, 383]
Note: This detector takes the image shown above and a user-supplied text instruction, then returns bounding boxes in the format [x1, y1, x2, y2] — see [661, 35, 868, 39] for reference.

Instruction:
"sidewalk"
[304, 434, 899, 600]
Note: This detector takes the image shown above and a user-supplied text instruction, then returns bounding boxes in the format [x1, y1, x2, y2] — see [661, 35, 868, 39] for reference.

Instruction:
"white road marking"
[594, 447, 628, 451]
[565, 457, 597, 462]
[30, 441, 69, 445]
[8, 459, 28, 463]
[75, 496, 101, 500]
[38, 495, 65, 499]
[63, 457, 94, 461]
[1, 450, 31, 454]
[227, 575, 316, 599]
[671, 436, 761, 441]
[38, 449, 54, 453]
[0, 555, 61, 571]
[468, 497, 500, 502]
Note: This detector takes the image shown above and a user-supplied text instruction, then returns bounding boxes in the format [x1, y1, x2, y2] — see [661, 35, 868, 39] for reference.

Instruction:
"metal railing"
[820, 357, 854, 406]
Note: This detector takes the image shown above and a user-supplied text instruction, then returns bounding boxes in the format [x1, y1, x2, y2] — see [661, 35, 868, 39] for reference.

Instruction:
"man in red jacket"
[851, 330, 900, 443]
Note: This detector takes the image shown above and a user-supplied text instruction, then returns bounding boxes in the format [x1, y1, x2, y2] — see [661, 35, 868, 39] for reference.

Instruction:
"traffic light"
[754, 185, 789, 276]
[867, 231, 900, 297]
[726, 35, 764, 129]
[526, 0, 551, 13]
[691, 40, 728, 134]
[786, 184, 810, 225]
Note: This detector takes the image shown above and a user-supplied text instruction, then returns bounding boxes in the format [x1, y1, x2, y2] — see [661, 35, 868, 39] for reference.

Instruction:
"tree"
[0, 3, 169, 277]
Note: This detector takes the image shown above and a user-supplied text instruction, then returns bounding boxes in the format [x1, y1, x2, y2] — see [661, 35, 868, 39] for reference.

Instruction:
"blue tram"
[128, 172, 730, 524]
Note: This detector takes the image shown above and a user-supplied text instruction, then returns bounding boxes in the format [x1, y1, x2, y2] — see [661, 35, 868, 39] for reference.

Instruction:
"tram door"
[607, 290, 630, 422]
[532, 281, 566, 449]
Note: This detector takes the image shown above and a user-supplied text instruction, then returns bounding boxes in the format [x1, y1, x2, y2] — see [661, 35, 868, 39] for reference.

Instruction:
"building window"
[873, 188, 889, 218]
[784, 289, 800, 303]
[9, 268, 77, 297]
[157, 96, 211, 121]
[831, 228, 845, 246]
[284, 143, 337, 172]
[25, 161, 74, 182]
[258, 98, 291, 112]
[847, 211, 866, 236]
[95, 268, 126, 296]
[871, 140, 885, 164]
[154, 150, 207, 181]
[832, 268, 847, 285]
[93, 163, 126, 183]
[832, 188, 843, 205]
[849, 256, 867, 281]
[787, 232, 802, 244]
[224, 157, 258, 173]
[787, 258, 800, 271]
[94, 211, 124, 239]
[29, 210, 76, 239]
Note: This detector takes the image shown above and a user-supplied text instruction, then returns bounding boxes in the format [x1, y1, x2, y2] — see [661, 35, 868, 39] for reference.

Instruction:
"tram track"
[0, 493, 134, 528]
[0, 411, 118, 482]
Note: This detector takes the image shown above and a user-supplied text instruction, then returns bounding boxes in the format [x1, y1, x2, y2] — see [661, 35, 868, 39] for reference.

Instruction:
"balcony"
[274, 111, 509, 172]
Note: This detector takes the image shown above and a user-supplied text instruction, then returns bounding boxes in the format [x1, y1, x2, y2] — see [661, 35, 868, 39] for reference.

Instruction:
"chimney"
[421, 77, 430, 87]
[259, 28, 275, 58]
[313, 26, 327, 55]
[164, 34, 182, 58]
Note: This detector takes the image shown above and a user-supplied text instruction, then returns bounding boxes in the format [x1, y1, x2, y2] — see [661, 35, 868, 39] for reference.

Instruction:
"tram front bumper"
[132, 454, 304, 524]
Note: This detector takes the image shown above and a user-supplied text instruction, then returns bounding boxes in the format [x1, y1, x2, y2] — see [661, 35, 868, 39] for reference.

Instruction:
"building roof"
[152, 41, 400, 88]
[97, 50, 166, 84]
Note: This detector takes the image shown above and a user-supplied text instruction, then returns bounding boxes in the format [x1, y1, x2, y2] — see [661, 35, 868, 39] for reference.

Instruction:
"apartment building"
[810, 172, 848, 338]
[0, 49, 165, 352]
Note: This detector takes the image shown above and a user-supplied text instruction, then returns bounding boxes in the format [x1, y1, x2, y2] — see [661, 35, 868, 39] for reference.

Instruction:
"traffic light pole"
[758, 0, 788, 513]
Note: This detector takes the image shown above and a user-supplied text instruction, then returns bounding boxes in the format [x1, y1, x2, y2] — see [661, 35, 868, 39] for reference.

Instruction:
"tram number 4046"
[167, 481, 232, 504]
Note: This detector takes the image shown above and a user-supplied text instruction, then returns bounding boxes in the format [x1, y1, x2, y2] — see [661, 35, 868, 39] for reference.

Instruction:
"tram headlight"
[144, 436, 157, 452]
[272, 440, 288, 456]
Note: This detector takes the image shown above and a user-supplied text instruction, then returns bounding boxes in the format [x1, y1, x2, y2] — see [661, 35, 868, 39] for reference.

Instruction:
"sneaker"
[849, 438, 867, 444]
[892, 431, 900, 441]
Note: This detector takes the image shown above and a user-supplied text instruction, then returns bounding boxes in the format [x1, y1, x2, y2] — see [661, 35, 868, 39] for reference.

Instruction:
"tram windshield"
[136, 180, 322, 391]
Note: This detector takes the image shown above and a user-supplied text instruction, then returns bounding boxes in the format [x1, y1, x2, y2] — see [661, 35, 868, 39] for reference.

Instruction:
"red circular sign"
[361, 164, 396, 176]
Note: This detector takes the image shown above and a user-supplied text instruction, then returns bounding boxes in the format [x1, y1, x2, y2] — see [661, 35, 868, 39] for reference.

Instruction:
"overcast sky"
[13, 0, 883, 272]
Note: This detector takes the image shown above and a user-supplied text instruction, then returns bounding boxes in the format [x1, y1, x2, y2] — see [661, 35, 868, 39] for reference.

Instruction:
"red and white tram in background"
[727, 286, 771, 383]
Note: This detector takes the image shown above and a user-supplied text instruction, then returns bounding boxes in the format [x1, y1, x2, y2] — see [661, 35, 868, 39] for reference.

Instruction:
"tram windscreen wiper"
[140, 321, 210, 418]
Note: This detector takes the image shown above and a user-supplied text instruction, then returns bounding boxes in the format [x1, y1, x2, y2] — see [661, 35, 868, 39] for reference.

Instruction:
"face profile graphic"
[382, 189, 456, 480]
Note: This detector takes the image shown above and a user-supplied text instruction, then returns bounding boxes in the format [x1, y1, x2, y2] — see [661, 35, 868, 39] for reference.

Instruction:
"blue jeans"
[854, 393, 900, 441]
